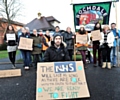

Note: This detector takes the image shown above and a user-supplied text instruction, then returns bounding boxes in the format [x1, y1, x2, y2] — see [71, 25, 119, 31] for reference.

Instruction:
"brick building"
[0, 18, 24, 44]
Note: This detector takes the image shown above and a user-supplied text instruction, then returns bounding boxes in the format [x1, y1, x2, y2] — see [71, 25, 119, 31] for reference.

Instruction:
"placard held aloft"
[91, 30, 102, 41]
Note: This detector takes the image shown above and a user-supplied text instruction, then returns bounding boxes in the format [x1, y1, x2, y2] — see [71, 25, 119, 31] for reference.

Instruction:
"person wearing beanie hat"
[44, 33, 70, 62]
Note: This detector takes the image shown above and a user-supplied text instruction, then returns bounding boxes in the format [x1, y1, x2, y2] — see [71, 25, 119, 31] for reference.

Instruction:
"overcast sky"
[18, 0, 120, 31]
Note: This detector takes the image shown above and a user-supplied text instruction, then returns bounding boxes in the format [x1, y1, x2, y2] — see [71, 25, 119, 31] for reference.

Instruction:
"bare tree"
[0, 0, 23, 24]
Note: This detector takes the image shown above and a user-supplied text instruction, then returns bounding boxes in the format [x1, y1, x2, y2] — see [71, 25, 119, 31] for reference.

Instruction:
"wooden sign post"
[36, 61, 90, 100]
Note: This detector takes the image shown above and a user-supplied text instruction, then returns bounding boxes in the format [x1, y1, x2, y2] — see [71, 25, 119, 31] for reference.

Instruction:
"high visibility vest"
[42, 36, 49, 51]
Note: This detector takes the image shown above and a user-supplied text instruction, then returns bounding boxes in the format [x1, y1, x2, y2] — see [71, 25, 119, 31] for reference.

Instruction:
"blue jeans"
[111, 47, 117, 66]
[21, 50, 31, 67]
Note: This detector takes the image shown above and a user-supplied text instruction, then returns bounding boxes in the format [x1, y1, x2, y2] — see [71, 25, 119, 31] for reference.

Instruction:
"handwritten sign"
[36, 61, 90, 100]
[76, 35, 88, 43]
[18, 37, 33, 51]
[0, 69, 21, 78]
[6, 34, 16, 40]
[91, 30, 102, 41]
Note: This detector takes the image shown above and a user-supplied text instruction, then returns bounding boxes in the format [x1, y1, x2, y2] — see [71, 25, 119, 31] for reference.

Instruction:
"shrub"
[0, 43, 7, 51]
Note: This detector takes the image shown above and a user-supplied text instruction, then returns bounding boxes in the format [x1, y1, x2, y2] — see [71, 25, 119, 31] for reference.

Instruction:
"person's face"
[96, 23, 100, 28]
[67, 27, 71, 33]
[55, 28, 59, 33]
[26, 29, 29, 32]
[33, 30, 37, 35]
[111, 24, 116, 29]
[22, 28, 26, 34]
[39, 31, 43, 35]
[104, 27, 109, 32]
[9, 26, 12, 31]
[54, 36, 62, 46]
[80, 27, 84, 31]
[46, 31, 50, 35]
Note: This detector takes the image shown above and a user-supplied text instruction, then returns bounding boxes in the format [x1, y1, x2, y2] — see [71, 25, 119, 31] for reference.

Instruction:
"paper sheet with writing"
[18, 37, 33, 51]
[76, 35, 88, 43]
[91, 30, 102, 41]
[6, 34, 16, 40]
[36, 61, 90, 100]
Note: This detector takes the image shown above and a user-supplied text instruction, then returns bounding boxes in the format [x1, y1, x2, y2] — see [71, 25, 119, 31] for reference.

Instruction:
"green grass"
[0, 50, 20, 60]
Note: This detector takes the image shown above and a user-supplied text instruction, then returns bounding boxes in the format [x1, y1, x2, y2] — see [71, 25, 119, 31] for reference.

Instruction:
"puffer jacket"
[63, 31, 74, 50]
[44, 41, 70, 62]
[100, 31, 114, 47]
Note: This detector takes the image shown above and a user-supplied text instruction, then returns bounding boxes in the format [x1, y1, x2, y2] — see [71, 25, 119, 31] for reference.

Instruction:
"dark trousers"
[102, 47, 112, 62]
[93, 44, 102, 64]
[33, 54, 40, 68]
[80, 50, 86, 65]
[21, 50, 31, 67]
[68, 50, 73, 61]
[8, 51, 16, 65]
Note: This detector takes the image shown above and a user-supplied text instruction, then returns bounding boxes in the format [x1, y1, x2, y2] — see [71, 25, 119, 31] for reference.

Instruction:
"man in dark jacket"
[44, 33, 70, 62]
[64, 27, 74, 60]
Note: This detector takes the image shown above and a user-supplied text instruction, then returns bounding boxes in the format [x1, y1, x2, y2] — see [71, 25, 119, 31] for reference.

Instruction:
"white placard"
[6, 34, 16, 40]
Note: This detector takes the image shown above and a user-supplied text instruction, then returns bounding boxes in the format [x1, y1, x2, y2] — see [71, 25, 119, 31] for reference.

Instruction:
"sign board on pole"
[18, 37, 33, 51]
[36, 61, 90, 100]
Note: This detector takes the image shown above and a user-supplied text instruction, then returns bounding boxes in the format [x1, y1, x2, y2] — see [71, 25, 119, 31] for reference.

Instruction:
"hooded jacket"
[44, 41, 70, 62]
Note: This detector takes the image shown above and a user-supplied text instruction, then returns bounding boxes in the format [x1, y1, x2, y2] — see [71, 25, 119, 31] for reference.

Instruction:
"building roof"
[46, 16, 60, 23]
[0, 18, 24, 26]
[25, 16, 60, 31]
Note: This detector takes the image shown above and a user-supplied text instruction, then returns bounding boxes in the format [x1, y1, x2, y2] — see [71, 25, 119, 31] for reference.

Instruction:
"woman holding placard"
[91, 22, 103, 67]
[100, 25, 114, 69]
[75, 25, 90, 68]
[4, 25, 18, 69]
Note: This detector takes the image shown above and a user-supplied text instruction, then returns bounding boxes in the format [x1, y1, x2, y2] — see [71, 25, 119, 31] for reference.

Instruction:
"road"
[0, 63, 120, 100]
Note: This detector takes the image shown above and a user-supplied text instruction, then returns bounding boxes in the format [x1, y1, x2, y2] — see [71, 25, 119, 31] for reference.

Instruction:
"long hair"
[94, 22, 102, 32]
[78, 27, 86, 35]
[6, 24, 15, 33]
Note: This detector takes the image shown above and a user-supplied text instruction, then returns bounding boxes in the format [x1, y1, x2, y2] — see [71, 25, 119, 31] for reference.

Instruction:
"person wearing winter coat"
[4, 25, 18, 69]
[100, 25, 114, 69]
[64, 27, 74, 60]
[31, 29, 42, 68]
[75, 25, 90, 68]
[44, 33, 70, 62]
[91, 22, 103, 67]
[19, 27, 31, 70]
[110, 23, 120, 67]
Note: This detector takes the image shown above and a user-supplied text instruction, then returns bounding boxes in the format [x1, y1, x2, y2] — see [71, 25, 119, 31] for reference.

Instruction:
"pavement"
[0, 63, 120, 100]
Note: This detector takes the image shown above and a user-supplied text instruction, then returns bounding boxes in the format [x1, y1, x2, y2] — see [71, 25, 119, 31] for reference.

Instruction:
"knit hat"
[79, 25, 85, 29]
[53, 33, 62, 41]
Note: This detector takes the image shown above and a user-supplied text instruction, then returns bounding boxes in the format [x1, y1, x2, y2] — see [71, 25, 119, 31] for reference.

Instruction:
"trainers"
[12, 65, 16, 69]
[24, 66, 30, 70]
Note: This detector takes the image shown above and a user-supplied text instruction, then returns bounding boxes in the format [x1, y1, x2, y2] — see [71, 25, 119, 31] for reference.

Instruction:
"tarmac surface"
[0, 63, 120, 100]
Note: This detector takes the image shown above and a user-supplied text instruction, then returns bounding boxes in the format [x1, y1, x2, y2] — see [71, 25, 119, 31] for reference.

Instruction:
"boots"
[107, 62, 111, 69]
[102, 62, 106, 68]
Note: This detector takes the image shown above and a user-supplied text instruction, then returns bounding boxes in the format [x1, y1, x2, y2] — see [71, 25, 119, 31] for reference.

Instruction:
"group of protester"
[4, 22, 120, 70]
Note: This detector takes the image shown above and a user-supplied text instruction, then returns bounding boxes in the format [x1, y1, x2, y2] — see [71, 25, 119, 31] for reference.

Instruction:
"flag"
[73, 2, 112, 31]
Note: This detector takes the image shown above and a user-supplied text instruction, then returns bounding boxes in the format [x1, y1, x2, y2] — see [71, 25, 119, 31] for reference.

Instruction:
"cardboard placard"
[0, 69, 21, 78]
[36, 61, 90, 100]
[76, 35, 88, 43]
[6, 34, 16, 40]
[18, 37, 33, 50]
[91, 30, 102, 41]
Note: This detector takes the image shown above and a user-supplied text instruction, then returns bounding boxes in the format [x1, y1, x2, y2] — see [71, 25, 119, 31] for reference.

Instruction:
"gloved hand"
[37, 44, 42, 48]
